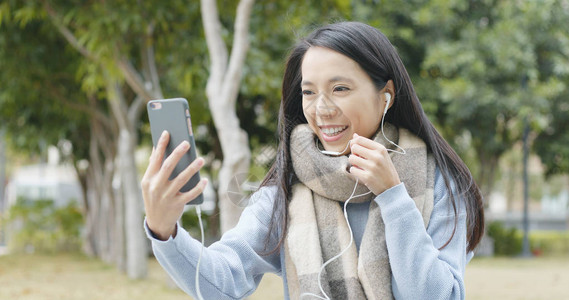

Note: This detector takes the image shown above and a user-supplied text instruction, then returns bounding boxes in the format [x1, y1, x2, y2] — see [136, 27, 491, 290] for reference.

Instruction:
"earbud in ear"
[384, 93, 391, 114]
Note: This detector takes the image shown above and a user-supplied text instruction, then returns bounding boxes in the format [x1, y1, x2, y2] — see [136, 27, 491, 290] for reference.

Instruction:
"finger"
[348, 166, 370, 185]
[350, 143, 382, 161]
[177, 178, 208, 205]
[348, 153, 373, 171]
[156, 140, 190, 185]
[167, 157, 205, 196]
[142, 149, 155, 182]
[146, 131, 170, 176]
[351, 134, 384, 151]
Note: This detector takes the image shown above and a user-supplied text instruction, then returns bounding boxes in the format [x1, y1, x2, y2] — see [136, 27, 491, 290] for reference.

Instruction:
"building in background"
[2, 146, 83, 254]
[4, 146, 82, 209]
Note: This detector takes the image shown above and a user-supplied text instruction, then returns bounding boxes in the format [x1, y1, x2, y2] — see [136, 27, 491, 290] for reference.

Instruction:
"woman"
[142, 21, 484, 300]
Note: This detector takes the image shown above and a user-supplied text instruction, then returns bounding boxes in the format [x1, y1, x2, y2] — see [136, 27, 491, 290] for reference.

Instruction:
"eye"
[302, 90, 315, 96]
[333, 86, 350, 92]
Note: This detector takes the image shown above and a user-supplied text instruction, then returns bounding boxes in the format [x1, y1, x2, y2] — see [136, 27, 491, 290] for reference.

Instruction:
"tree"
[0, 6, 116, 262]
[1, 0, 205, 279]
[0, 3, 127, 271]
[200, 0, 255, 232]
[417, 0, 569, 197]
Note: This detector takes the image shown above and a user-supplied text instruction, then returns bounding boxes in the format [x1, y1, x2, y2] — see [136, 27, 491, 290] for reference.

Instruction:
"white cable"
[195, 205, 205, 300]
[316, 138, 351, 156]
[299, 178, 372, 300]
[381, 110, 406, 155]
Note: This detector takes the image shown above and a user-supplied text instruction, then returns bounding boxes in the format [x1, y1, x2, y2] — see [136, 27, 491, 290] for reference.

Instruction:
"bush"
[7, 197, 83, 254]
[487, 221, 523, 256]
[530, 231, 569, 256]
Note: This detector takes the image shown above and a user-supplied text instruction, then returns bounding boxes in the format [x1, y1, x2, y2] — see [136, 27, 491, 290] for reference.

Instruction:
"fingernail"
[202, 178, 208, 187]
[197, 157, 204, 167]
[161, 130, 167, 138]
[181, 141, 190, 150]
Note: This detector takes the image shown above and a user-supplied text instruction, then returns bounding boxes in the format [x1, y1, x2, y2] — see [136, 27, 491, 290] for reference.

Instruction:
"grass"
[0, 252, 283, 300]
[465, 256, 569, 300]
[0, 253, 189, 300]
[1, 253, 568, 299]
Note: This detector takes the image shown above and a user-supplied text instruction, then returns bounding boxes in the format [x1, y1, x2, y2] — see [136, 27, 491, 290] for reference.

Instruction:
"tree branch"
[116, 57, 157, 102]
[223, 0, 255, 104]
[201, 0, 229, 97]
[128, 95, 146, 126]
[89, 94, 118, 140]
[105, 78, 130, 133]
[142, 22, 164, 100]
[90, 96, 117, 164]
[44, 81, 113, 130]
[42, 0, 96, 61]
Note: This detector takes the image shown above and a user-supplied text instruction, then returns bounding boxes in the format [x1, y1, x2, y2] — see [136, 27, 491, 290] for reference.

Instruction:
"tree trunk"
[117, 128, 147, 278]
[81, 169, 97, 257]
[0, 128, 6, 247]
[476, 151, 499, 204]
[111, 160, 125, 271]
[201, 0, 255, 233]
[107, 80, 148, 279]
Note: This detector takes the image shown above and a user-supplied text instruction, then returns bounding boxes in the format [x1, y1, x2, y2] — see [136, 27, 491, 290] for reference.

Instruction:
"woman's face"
[301, 46, 390, 155]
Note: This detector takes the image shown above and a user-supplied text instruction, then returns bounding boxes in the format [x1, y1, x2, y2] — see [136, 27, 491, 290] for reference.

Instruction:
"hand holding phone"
[146, 98, 204, 204]
[142, 98, 207, 240]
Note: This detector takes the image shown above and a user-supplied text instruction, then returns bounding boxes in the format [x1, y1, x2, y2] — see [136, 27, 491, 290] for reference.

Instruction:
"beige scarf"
[285, 124, 436, 299]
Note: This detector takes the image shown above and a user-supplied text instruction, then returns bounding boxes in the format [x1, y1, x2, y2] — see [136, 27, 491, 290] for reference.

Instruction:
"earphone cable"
[195, 205, 205, 300]
[299, 178, 372, 300]
[381, 110, 406, 155]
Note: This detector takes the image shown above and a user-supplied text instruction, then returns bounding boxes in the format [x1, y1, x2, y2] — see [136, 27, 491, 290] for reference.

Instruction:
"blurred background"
[0, 0, 568, 299]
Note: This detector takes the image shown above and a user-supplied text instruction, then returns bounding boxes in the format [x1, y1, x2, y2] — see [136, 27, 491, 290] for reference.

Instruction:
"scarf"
[285, 123, 435, 299]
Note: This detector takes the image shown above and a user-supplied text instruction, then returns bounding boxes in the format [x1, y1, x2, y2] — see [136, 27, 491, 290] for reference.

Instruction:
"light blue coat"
[145, 168, 473, 299]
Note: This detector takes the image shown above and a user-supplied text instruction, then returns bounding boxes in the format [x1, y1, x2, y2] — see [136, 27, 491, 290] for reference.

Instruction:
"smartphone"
[147, 98, 203, 204]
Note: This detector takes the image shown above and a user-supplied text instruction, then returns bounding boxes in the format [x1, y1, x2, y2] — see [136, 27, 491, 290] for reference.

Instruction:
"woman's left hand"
[348, 133, 401, 195]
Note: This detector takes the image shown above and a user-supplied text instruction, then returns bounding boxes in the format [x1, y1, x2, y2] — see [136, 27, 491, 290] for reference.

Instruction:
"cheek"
[337, 103, 356, 120]
[345, 102, 381, 134]
[302, 100, 315, 121]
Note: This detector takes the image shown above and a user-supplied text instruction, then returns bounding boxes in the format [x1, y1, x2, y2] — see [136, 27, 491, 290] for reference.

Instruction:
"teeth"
[321, 126, 347, 136]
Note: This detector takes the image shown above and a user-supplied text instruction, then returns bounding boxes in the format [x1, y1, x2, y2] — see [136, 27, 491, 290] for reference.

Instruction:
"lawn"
[0, 253, 282, 300]
[1, 253, 568, 299]
[465, 256, 569, 300]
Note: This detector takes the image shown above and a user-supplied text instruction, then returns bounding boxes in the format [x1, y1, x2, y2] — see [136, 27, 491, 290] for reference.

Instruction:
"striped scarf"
[285, 124, 435, 299]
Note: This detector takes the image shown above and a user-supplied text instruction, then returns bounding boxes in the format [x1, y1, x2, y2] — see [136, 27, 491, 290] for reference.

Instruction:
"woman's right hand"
[141, 130, 208, 241]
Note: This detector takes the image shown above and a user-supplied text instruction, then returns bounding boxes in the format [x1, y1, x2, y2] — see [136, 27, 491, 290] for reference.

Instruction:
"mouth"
[319, 125, 349, 142]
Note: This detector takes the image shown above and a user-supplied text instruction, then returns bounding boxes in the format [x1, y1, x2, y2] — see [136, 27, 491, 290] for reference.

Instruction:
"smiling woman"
[142, 21, 485, 300]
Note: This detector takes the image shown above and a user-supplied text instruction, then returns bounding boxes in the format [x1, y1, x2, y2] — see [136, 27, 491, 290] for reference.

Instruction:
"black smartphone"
[147, 98, 203, 205]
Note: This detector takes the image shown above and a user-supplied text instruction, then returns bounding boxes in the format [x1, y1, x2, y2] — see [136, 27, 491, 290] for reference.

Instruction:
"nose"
[315, 94, 340, 118]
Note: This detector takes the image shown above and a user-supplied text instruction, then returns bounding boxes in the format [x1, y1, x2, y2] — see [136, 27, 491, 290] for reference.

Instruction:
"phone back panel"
[147, 98, 203, 204]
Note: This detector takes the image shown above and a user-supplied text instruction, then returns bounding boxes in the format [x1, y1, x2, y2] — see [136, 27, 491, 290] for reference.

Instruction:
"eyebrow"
[301, 76, 355, 86]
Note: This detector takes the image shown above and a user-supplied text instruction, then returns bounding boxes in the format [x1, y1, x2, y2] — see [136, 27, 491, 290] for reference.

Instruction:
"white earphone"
[380, 92, 406, 155]
[384, 92, 391, 114]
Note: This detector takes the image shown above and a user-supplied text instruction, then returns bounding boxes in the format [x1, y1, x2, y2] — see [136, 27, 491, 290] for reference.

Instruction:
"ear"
[378, 79, 395, 113]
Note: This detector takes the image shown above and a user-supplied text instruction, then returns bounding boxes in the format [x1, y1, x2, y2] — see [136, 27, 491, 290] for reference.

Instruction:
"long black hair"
[260, 21, 484, 254]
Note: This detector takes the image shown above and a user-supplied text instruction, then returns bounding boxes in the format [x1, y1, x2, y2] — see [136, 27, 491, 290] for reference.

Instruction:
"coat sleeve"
[145, 186, 282, 300]
[375, 168, 474, 300]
